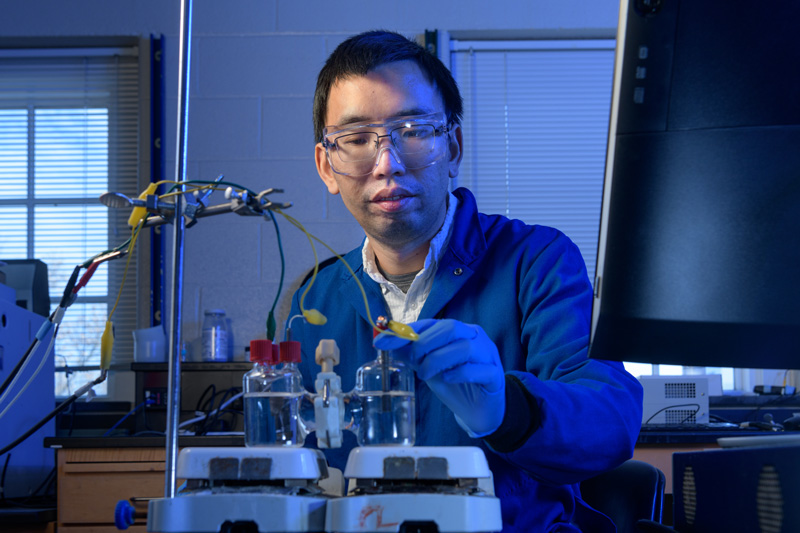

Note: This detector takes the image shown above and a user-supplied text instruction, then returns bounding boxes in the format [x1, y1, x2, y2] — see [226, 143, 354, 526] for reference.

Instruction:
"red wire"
[73, 261, 100, 293]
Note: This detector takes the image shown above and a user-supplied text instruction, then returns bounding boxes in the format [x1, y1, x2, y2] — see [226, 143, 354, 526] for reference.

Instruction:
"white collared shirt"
[362, 192, 458, 324]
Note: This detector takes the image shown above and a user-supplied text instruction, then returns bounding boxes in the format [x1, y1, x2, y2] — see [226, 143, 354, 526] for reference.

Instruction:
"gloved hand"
[374, 319, 506, 437]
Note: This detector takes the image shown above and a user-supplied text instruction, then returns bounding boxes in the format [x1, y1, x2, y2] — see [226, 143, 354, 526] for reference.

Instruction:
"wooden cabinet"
[56, 447, 171, 532]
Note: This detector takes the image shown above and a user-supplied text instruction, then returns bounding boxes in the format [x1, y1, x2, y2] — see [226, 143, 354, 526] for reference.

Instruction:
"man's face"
[315, 60, 463, 253]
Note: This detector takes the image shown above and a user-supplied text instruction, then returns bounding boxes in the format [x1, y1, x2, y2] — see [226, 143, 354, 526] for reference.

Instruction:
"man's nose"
[373, 137, 406, 176]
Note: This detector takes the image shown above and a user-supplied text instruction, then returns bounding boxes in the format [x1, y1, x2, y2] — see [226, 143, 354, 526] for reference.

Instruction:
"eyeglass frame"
[321, 112, 453, 177]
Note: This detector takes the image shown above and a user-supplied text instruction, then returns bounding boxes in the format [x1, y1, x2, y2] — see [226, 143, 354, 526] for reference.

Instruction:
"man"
[290, 30, 643, 532]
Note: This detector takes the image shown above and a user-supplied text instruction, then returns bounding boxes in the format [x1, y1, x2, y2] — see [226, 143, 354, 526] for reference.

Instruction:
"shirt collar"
[363, 191, 458, 283]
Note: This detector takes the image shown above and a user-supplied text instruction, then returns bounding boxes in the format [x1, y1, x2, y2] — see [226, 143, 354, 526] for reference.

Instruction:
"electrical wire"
[275, 208, 418, 341]
[0, 454, 9, 503]
[0, 310, 55, 397]
[1, 224, 132, 441]
[65, 401, 77, 437]
[0, 370, 107, 457]
[0, 313, 62, 421]
[147, 179, 286, 340]
[642, 403, 702, 425]
[284, 314, 305, 341]
[210, 387, 235, 432]
[197, 386, 241, 435]
[279, 208, 324, 325]
[0, 243, 115, 445]
[142, 179, 418, 342]
[165, 179, 249, 195]
[195, 384, 217, 414]
[3, 467, 57, 507]
[161, 181, 379, 334]
[28, 467, 57, 502]
[0, 390, 78, 458]
[109, 219, 145, 321]
[157, 185, 217, 200]
[744, 392, 798, 422]
[178, 391, 244, 433]
[102, 399, 156, 437]
[265, 209, 285, 341]
[193, 384, 219, 436]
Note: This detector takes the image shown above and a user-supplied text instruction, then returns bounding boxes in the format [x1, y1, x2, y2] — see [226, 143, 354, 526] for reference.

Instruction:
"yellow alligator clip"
[303, 308, 328, 326]
[388, 320, 419, 341]
[127, 183, 158, 228]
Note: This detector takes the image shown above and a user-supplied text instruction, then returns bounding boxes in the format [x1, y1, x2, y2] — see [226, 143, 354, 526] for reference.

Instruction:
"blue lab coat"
[289, 187, 643, 532]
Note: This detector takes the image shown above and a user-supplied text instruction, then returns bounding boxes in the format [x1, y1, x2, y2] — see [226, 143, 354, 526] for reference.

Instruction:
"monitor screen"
[589, 0, 800, 369]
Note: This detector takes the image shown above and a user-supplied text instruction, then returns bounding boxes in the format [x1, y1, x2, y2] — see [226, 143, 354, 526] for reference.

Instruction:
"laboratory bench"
[42, 394, 800, 530]
[44, 432, 766, 532]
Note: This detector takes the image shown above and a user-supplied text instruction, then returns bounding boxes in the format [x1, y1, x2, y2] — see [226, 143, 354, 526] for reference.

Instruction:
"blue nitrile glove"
[374, 319, 506, 437]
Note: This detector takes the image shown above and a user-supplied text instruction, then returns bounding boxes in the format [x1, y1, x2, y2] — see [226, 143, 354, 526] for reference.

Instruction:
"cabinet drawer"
[58, 469, 163, 524]
[56, 447, 174, 527]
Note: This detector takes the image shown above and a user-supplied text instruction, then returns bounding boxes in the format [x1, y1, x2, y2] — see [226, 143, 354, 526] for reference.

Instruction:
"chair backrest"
[580, 459, 666, 533]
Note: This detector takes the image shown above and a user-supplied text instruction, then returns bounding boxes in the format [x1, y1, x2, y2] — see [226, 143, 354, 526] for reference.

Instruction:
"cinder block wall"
[0, 0, 618, 369]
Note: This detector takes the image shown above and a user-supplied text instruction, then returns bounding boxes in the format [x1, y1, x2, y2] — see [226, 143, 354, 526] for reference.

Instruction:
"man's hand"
[374, 319, 506, 437]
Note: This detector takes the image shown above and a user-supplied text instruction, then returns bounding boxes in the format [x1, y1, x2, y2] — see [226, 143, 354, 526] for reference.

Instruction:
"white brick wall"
[0, 0, 619, 358]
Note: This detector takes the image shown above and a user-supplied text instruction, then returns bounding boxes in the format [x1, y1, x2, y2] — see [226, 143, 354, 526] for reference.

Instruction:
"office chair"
[580, 459, 666, 533]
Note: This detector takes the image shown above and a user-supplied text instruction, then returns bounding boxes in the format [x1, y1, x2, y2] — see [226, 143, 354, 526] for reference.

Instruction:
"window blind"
[450, 40, 615, 279]
[0, 49, 142, 397]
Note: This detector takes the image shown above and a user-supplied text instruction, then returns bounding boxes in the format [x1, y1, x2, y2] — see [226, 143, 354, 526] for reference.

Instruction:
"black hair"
[312, 30, 463, 142]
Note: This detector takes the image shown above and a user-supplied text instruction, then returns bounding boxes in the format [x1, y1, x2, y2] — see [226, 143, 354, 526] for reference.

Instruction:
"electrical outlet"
[144, 387, 169, 408]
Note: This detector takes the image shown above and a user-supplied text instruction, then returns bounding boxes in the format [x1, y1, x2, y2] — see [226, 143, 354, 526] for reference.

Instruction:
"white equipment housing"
[146, 446, 502, 533]
[147, 447, 333, 533]
[326, 446, 502, 533]
[640, 375, 722, 425]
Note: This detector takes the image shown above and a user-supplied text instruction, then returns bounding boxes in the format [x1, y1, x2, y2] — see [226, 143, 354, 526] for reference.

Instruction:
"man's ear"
[447, 123, 464, 178]
[315, 142, 340, 195]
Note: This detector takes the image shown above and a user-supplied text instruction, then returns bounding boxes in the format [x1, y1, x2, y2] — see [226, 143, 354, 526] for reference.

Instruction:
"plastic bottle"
[353, 347, 415, 446]
[201, 309, 229, 362]
[243, 339, 278, 446]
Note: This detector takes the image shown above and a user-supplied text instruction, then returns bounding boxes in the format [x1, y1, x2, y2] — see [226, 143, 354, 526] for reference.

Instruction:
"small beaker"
[132, 325, 167, 363]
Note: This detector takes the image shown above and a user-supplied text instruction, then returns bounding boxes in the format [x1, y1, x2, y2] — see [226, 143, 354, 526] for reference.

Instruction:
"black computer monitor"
[588, 0, 800, 369]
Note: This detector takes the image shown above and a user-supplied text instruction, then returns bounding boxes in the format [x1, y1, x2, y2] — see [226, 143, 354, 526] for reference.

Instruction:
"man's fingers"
[376, 320, 497, 382]
[416, 319, 479, 351]
[441, 363, 505, 393]
[415, 338, 496, 380]
[373, 318, 439, 351]
[373, 332, 412, 351]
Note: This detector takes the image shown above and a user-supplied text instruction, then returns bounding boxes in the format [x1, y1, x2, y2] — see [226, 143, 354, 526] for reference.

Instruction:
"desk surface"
[637, 426, 778, 445]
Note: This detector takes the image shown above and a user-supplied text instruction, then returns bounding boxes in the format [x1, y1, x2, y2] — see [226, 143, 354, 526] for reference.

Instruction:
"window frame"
[0, 36, 155, 400]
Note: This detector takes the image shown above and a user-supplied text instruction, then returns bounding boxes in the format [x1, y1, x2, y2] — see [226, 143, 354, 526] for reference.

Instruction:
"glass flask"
[243, 339, 307, 447]
[353, 348, 415, 446]
[243, 339, 279, 446]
